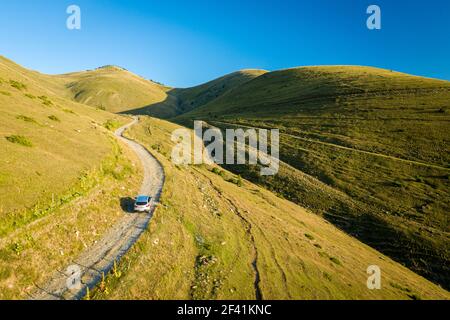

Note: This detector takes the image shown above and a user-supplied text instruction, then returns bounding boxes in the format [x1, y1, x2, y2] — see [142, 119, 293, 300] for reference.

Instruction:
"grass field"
[90, 117, 449, 300]
[0, 56, 144, 298]
[1, 56, 448, 299]
[0, 56, 130, 224]
[0, 137, 142, 299]
[168, 66, 450, 289]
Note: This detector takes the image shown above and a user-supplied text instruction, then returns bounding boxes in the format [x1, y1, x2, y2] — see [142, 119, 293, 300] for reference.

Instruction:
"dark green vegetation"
[170, 69, 267, 115]
[126, 69, 267, 119]
[5, 135, 33, 147]
[140, 66, 450, 290]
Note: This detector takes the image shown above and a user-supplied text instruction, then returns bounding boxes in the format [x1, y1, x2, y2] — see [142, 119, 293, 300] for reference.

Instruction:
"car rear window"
[136, 202, 148, 206]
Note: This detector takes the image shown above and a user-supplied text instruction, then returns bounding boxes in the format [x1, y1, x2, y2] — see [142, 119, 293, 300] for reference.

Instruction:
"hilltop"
[58, 66, 170, 113]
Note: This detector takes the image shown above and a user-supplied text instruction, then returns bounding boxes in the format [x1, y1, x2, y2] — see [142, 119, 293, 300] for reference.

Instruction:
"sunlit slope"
[58, 66, 171, 113]
[172, 66, 450, 289]
[93, 117, 449, 300]
[0, 56, 175, 116]
[0, 56, 127, 234]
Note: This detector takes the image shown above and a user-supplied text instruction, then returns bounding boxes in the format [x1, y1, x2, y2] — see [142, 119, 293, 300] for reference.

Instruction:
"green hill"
[172, 66, 450, 289]
[125, 69, 267, 119]
[1, 56, 448, 299]
[58, 66, 171, 113]
[92, 117, 449, 300]
[172, 69, 267, 114]
[0, 56, 144, 298]
[0, 56, 130, 218]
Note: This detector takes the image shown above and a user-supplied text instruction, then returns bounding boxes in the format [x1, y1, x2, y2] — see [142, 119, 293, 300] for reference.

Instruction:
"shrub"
[24, 93, 36, 99]
[305, 233, 315, 240]
[391, 180, 404, 188]
[48, 115, 60, 122]
[9, 80, 27, 91]
[0, 91, 11, 96]
[5, 135, 33, 147]
[104, 119, 121, 131]
[212, 167, 226, 178]
[16, 115, 38, 124]
[329, 256, 342, 266]
[38, 96, 53, 106]
[227, 175, 243, 187]
[415, 176, 425, 183]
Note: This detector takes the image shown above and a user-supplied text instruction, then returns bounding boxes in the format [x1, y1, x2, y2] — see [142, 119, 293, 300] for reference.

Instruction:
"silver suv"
[134, 195, 152, 213]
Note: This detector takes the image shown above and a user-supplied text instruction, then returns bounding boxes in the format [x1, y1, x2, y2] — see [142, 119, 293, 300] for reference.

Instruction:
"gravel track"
[31, 117, 165, 300]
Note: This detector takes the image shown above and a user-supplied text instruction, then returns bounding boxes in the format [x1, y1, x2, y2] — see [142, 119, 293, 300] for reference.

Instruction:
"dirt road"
[31, 117, 165, 300]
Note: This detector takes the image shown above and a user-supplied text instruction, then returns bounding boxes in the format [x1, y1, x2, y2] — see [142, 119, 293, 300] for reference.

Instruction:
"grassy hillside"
[125, 69, 267, 119]
[91, 117, 449, 300]
[172, 66, 450, 289]
[58, 66, 171, 114]
[0, 56, 128, 219]
[0, 56, 146, 298]
[172, 69, 267, 114]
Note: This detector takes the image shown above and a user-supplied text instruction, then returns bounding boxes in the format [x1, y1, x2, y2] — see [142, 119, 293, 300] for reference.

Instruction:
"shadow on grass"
[120, 197, 135, 213]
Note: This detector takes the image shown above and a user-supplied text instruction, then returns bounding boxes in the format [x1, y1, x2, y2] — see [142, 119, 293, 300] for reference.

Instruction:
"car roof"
[136, 195, 150, 202]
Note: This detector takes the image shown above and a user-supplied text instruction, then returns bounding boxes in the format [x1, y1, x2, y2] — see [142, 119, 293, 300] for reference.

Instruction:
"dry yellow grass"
[93, 117, 449, 300]
[0, 56, 144, 299]
[0, 137, 143, 299]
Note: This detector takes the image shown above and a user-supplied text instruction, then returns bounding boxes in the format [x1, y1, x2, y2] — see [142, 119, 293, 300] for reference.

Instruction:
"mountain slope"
[173, 69, 267, 114]
[172, 66, 450, 289]
[0, 56, 131, 218]
[92, 117, 449, 300]
[125, 69, 268, 119]
[58, 66, 171, 113]
[0, 56, 146, 298]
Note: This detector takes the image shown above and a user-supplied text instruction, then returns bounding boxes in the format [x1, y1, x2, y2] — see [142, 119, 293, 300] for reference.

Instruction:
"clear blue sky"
[1, 0, 449, 87]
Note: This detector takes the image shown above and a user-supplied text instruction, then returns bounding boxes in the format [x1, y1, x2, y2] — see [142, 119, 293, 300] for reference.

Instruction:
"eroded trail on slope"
[31, 118, 165, 300]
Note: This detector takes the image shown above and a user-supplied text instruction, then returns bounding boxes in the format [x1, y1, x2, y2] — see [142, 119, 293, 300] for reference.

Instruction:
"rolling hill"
[92, 117, 449, 300]
[125, 69, 267, 119]
[171, 69, 267, 115]
[1, 56, 448, 299]
[170, 66, 450, 289]
[0, 56, 144, 298]
[59, 66, 171, 113]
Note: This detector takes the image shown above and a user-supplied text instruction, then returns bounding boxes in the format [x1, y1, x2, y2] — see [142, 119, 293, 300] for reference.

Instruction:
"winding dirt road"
[31, 117, 165, 300]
